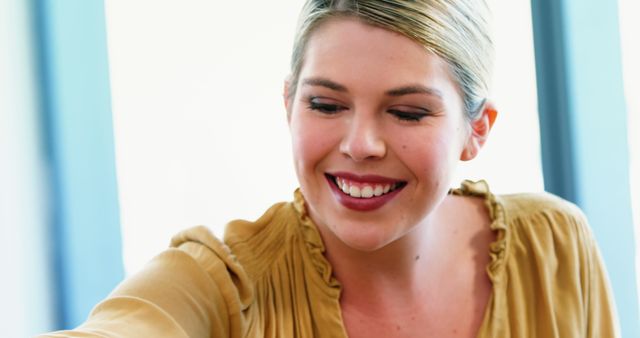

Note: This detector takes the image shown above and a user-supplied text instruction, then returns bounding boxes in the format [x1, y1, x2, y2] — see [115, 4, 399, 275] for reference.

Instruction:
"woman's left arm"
[578, 216, 621, 338]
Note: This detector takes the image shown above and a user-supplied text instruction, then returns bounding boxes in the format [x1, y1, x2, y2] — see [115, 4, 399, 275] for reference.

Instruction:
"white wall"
[457, 0, 543, 192]
[0, 0, 55, 335]
[106, 1, 544, 274]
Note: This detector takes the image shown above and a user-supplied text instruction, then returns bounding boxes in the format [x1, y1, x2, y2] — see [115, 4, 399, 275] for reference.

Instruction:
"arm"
[581, 225, 621, 338]
[37, 227, 248, 338]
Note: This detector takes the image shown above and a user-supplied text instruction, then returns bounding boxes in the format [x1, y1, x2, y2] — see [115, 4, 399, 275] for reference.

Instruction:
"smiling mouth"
[326, 174, 407, 199]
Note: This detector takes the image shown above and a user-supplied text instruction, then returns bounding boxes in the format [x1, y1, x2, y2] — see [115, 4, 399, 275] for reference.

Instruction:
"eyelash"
[308, 100, 346, 114]
[307, 97, 430, 122]
[388, 110, 429, 122]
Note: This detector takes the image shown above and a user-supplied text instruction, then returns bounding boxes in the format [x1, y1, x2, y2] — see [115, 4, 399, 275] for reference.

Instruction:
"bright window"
[1, 0, 55, 334]
[105, 1, 543, 274]
[618, 0, 640, 308]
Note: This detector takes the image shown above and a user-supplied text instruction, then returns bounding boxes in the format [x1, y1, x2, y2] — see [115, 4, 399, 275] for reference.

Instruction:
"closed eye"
[308, 97, 347, 115]
[388, 109, 430, 122]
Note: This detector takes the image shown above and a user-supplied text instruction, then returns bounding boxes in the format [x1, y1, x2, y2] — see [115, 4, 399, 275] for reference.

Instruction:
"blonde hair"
[288, 0, 494, 120]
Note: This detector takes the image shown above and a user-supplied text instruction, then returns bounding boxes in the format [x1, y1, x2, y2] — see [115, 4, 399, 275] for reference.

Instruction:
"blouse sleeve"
[579, 218, 621, 338]
[36, 226, 251, 338]
[493, 191, 622, 338]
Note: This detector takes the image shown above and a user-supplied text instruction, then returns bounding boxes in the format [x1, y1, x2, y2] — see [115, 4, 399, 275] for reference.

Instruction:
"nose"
[339, 113, 387, 161]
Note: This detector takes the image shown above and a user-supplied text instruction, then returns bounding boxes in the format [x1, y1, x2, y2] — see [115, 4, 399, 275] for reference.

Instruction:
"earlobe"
[460, 101, 498, 161]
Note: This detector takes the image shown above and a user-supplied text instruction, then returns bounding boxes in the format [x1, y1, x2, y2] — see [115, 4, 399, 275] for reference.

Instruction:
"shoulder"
[169, 225, 254, 312]
[171, 200, 301, 283]
[223, 201, 298, 248]
[498, 191, 589, 237]
[496, 191, 596, 277]
[452, 181, 590, 248]
[499, 191, 584, 219]
[451, 181, 593, 267]
[491, 192, 620, 336]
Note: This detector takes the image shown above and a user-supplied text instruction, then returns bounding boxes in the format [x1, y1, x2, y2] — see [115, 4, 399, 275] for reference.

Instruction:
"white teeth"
[349, 186, 361, 198]
[341, 183, 349, 194]
[361, 186, 374, 198]
[333, 176, 402, 199]
[374, 185, 383, 196]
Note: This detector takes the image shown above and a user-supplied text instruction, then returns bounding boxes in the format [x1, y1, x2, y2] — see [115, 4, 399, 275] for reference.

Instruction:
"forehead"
[300, 17, 458, 93]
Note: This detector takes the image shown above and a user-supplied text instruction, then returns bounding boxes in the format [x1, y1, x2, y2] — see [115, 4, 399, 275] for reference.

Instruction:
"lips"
[325, 172, 407, 211]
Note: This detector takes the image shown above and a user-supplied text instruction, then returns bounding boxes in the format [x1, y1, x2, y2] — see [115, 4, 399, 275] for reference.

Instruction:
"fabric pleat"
[37, 181, 619, 338]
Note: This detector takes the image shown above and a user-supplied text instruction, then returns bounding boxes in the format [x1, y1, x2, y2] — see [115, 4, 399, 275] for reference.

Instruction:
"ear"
[460, 101, 498, 161]
[283, 78, 293, 125]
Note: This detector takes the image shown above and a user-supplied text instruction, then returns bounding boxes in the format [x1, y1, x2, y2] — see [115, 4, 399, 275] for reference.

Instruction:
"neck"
[312, 194, 479, 313]
[317, 212, 443, 312]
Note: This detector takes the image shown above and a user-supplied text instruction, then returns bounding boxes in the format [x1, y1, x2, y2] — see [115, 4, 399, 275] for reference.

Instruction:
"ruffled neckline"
[449, 179, 508, 282]
[293, 189, 342, 290]
[292, 179, 509, 287]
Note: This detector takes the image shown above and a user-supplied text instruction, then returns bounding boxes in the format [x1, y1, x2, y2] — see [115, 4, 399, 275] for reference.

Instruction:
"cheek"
[393, 129, 462, 176]
[290, 113, 338, 176]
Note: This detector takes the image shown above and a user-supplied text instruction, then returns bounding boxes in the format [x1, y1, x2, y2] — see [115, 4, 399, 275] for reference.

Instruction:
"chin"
[328, 220, 404, 252]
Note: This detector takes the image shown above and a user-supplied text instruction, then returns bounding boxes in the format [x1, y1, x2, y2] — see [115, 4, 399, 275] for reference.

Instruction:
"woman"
[40, 0, 619, 337]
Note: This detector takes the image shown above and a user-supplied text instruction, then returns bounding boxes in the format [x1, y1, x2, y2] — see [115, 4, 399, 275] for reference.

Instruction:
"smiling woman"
[287, 18, 494, 258]
[38, 0, 618, 337]
[107, 0, 543, 276]
[285, 17, 498, 336]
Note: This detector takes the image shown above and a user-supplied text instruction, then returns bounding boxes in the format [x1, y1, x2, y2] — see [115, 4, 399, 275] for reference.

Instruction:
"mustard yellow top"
[38, 181, 620, 338]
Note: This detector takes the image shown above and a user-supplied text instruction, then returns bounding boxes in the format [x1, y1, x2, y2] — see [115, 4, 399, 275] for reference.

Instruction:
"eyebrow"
[302, 76, 443, 99]
[385, 85, 443, 99]
[302, 77, 348, 92]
